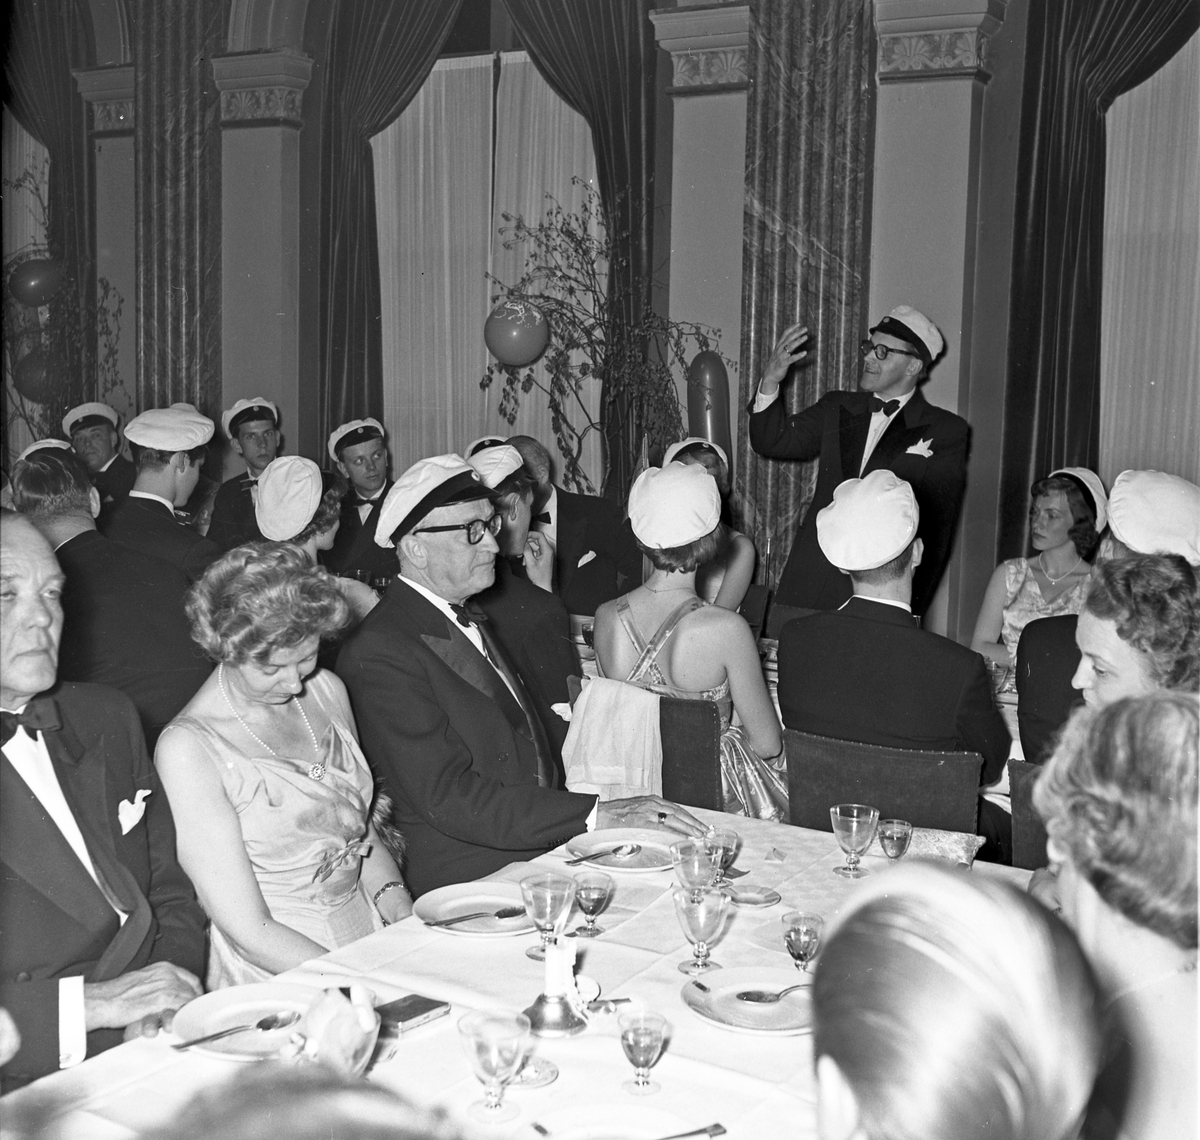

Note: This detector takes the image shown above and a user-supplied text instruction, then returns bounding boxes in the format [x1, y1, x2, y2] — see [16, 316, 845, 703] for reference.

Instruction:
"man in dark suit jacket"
[63, 402, 136, 527]
[0, 512, 205, 1087]
[1015, 615, 1081, 764]
[749, 306, 968, 617]
[321, 417, 398, 586]
[336, 455, 701, 897]
[11, 450, 212, 750]
[102, 403, 220, 583]
[205, 397, 281, 552]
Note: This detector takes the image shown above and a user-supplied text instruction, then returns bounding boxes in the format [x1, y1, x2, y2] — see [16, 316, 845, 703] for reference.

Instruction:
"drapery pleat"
[317, 0, 463, 455]
[735, 0, 874, 589]
[4, 0, 94, 414]
[999, 0, 1200, 559]
[500, 0, 657, 501]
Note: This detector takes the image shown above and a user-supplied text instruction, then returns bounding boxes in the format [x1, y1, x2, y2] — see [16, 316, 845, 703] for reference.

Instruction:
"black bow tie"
[350, 495, 378, 509]
[869, 397, 901, 417]
[533, 511, 551, 526]
[450, 603, 485, 629]
[1, 698, 60, 747]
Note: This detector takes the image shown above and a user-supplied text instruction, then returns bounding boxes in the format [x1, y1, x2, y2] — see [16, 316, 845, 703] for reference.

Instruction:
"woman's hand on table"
[376, 884, 413, 925]
[597, 796, 707, 837]
[283, 985, 379, 1077]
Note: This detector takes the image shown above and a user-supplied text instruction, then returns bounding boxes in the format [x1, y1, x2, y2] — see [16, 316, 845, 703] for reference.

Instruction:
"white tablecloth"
[1, 809, 1030, 1140]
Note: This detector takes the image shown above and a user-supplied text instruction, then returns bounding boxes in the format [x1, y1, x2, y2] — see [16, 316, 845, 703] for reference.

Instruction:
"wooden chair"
[784, 729, 983, 833]
[765, 601, 818, 640]
[660, 697, 724, 812]
[1008, 759, 1050, 870]
[737, 584, 770, 642]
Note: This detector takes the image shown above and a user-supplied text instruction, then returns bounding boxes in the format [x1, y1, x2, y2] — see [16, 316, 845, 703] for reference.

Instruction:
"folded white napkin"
[561, 677, 662, 800]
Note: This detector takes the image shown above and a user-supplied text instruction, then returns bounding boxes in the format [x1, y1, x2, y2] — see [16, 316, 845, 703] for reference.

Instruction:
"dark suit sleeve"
[204, 481, 242, 552]
[911, 416, 969, 614]
[955, 651, 1012, 784]
[1016, 616, 1082, 764]
[601, 510, 642, 596]
[181, 535, 221, 583]
[0, 979, 59, 1082]
[748, 390, 829, 461]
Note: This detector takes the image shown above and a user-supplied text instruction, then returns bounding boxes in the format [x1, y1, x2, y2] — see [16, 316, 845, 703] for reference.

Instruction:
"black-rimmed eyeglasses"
[859, 339, 922, 362]
[412, 514, 502, 545]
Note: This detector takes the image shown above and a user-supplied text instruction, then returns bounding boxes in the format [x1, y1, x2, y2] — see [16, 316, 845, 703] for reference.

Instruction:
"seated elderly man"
[336, 454, 703, 898]
[0, 511, 205, 1089]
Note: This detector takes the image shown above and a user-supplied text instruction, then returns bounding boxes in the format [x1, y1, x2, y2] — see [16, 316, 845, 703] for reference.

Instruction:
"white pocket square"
[118, 789, 152, 835]
[551, 702, 573, 723]
[577, 550, 597, 568]
[906, 438, 934, 457]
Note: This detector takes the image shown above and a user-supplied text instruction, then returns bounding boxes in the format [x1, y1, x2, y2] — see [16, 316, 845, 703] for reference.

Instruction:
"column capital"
[650, 4, 750, 95]
[73, 65, 135, 133]
[874, 0, 1006, 83]
[211, 48, 313, 126]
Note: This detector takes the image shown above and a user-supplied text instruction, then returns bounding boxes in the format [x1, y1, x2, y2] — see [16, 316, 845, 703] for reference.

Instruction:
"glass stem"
[484, 1081, 502, 1110]
[636, 1067, 649, 1086]
[695, 941, 709, 967]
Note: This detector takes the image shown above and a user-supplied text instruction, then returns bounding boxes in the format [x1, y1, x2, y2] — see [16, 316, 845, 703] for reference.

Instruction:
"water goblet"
[703, 826, 741, 885]
[520, 872, 575, 961]
[781, 911, 824, 973]
[572, 871, 614, 937]
[671, 885, 729, 975]
[457, 1010, 531, 1123]
[619, 1010, 667, 1095]
[671, 839, 719, 899]
[878, 819, 913, 863]
[830, 804, 879, 879]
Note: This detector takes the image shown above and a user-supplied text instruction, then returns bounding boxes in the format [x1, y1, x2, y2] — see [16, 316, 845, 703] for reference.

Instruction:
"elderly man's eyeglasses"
[412, 514, 502, 545]
[859, 339, 922, 362]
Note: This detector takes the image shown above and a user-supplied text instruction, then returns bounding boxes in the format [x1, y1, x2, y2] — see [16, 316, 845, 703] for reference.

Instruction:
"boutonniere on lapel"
[118, 789, 152, 835]
[577, 550, 597, 568]
[906, 438, 934, 458]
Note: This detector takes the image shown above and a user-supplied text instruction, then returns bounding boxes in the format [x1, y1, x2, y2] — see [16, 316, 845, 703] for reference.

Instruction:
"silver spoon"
[735, 983, 809, 1004]
[173, 1010, 301, 1050]
[564, 843, 641, 866]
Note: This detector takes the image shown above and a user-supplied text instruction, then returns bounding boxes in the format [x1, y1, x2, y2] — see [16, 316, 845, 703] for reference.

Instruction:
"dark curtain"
[317, 0, 464, 451]
[501, 0, 657, 501]
[4, 0, 94, 415]
[999, 0, 1199, 559]
[734, 0, 874, 589]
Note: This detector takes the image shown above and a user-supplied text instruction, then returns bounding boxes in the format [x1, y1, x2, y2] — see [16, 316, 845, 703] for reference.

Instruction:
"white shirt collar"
[399, 575, 468, 625]
[843, 593, 913, 614]
[128, 490, 176, 512]
[99, 453, 118, 473]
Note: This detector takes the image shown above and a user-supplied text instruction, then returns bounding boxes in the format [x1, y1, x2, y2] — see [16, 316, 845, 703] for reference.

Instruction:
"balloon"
[12, 345, 64, 405]
[686, 351, 733, 466]
[484, 299, 550, 367]
[8, 258, 62, 307]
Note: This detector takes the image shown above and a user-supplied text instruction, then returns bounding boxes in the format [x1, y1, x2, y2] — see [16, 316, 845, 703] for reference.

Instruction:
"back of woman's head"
[813, 863, 1102, 1140]
[1034, 692, 1198, 948]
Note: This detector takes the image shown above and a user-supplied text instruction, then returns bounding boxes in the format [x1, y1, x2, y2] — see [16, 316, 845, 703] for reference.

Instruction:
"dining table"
[0, 808, 1031, 1140]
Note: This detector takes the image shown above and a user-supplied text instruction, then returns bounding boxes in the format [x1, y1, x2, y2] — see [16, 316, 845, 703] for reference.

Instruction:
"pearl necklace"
[218, 664, 325, 781]
[1038, 550, 1084, 585]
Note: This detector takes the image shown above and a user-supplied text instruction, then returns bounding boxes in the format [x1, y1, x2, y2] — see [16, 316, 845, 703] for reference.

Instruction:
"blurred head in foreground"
[812, 863, 1102, 1140]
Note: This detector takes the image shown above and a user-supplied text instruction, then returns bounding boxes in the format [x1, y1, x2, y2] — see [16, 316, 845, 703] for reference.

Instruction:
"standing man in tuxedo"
[63, 402, 136, 526]
[102, 403, 220, 583]
[0, 511, 205, 1087]
[507, 434, 642, 617]
[321, 418, 397, 587]
[749, 306, 968, 619]
[336, 455, 702, 897]
[206, 397, 280, 551]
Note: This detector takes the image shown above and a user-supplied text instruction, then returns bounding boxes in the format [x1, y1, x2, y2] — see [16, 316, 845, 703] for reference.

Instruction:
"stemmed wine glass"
[619, 1009, 668, 1095]
[572, 871, 614, 937]
[878, 819, 913, 863]
[520, 872, 575, 960]
[671, 885, 729, 974]
[781, 911, 823, 973]
[457, 1010, 531, 1123]
[703, 827, 741, 885]
[830, 804, 879, 879]
[671, 839, 719, 900]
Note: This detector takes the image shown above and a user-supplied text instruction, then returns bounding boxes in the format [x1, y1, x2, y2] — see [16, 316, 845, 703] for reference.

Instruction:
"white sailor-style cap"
[328, 418, 385, 464]
[628, 462, 721, 549]
[62, 402, 119, 437]
[467, 444, 524, 489]
[1048, 467, 1108, 533]
[375, 454, 493, 548]
[1108, 470, 1200, 563]
[817, 470, 919, 571]
[662, 436, 729, 471]
[465, 435, 507, 457]
[254, 456, 323, 541]
[124, 403, 215, 451]
[869, 305, 943, 365]
[17, 438, 73, 463]
[222, 397, 279, 439]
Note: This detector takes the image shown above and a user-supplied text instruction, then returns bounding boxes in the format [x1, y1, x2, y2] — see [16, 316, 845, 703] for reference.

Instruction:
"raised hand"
[759, 323, 810, 395]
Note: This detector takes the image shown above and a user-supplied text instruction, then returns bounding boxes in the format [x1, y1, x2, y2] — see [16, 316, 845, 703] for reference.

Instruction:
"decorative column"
[868, 0, 1007, 637]
[212, 49, 312, 478]
[650, 4, 749, 465]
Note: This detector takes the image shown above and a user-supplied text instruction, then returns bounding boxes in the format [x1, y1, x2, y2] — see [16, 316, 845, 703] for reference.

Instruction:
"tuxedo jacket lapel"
[555, 512, 589, 599]
[865, 390, 931, 473]
[837, 399, 872, 479]
[343, 499, 385, 569]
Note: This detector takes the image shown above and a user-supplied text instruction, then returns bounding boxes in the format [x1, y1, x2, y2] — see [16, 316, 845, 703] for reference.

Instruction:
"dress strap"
[626, 597, 706, 684]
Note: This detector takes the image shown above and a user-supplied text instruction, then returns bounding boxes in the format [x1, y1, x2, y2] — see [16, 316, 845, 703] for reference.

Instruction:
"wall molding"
[73, 65, 135, 133]
[211, 48, 313, 126]
[874, 0, 1006, 83]
[651, 5, 750, 94]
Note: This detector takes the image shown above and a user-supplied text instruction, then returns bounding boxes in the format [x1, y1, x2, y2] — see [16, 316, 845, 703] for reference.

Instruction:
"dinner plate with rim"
[564, 828, 675, 872]
[681, 967, 812, 1036]
[412, 881, 535, 936]
[517, 1103, 689, 1140]
[172, 982, 321, 1061]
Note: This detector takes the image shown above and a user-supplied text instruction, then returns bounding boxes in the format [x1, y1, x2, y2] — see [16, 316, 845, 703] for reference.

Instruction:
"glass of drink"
[703, 827, 741, 885]
[878, 819, 913, 863]
[619, 1009, 667, 1095]
[671, 885, 729, 975]
[457, 1010, 531, 1123]
[671, 839, 719, 899]
[781, 911, 824, 973]
[520, 872, 575, 961]
[572, 871, 614, 937]
[829, 804, 879, 879]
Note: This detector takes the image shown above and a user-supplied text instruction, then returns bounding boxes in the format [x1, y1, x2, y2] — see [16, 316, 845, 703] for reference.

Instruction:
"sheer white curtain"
[372, 56, 493, 470]
[489, 51, 603, 490]
[1099, 32, 1199, 485]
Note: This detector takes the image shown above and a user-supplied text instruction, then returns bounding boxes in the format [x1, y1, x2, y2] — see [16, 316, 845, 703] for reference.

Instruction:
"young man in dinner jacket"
[321, 417, 398, 587]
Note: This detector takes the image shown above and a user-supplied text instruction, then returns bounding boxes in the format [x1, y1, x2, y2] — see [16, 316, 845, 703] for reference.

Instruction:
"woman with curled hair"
[972, 468, 1106, 668]
[157, 544, 411, 988]
[1033, 694, 1197, 1140]
[812, 863, 1102, 1140]
[592, 463, 785, 819]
